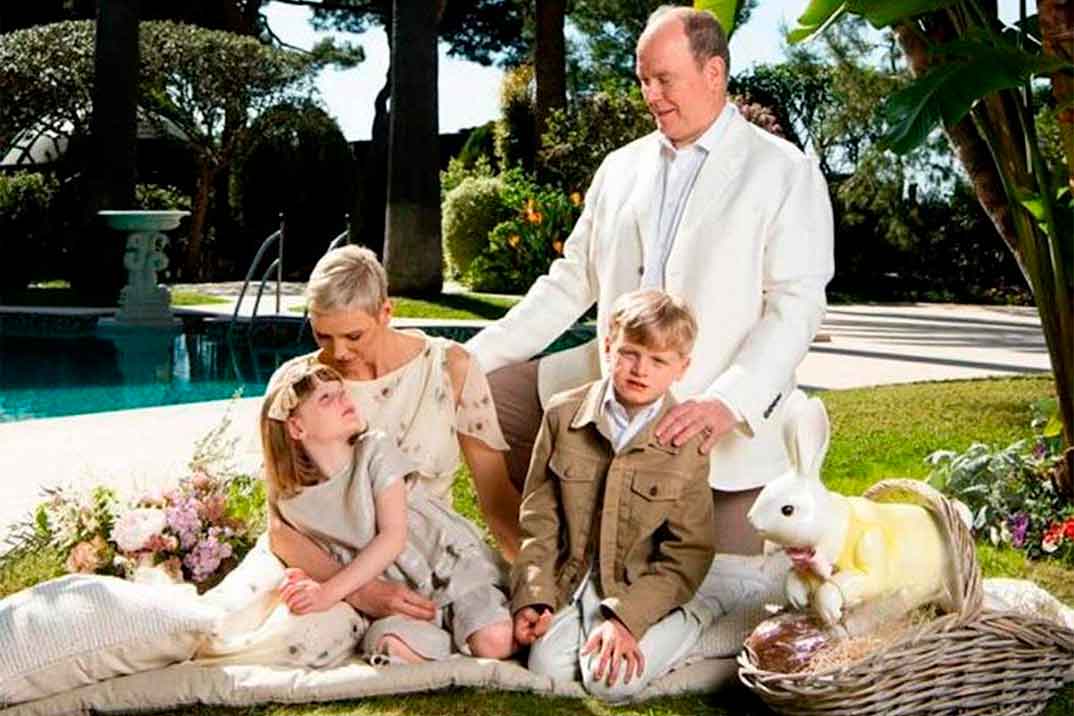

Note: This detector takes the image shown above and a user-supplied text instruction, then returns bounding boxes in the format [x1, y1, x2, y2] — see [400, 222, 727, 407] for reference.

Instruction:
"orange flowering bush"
[464, 169, 583, 293]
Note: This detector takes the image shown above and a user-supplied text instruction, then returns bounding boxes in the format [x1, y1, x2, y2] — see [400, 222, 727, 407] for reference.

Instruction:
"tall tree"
[83, 0, 141, 301]
[535, 0, 567, 141]
[89, 0, 140, 212]
[382, 0, 441, 294]
[302, 0, 526, 256]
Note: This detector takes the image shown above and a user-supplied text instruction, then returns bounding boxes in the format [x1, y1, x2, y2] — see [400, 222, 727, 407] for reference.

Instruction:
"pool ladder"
[228, 214, 351, 342]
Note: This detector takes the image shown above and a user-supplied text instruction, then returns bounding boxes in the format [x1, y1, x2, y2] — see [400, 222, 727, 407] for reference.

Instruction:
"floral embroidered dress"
[273, 429, 510, 659]
[275, 332, 508, 504]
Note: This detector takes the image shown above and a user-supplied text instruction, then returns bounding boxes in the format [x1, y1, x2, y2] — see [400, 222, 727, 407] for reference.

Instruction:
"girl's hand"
[581, 617, 645, 687]
[281, 576, 338, 615]
[513, 606, 553, 645]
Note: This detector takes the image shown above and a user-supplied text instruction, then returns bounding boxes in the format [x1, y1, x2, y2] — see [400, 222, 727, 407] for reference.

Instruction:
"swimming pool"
[0, 328, 312, 422]
[0, 319, 594, 422]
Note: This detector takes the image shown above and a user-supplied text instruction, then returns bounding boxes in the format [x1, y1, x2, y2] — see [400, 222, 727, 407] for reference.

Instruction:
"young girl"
[260, 360, 515, 663]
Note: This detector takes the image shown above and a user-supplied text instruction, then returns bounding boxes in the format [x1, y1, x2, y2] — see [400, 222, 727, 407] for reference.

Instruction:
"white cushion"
[0, 574, 221, 705]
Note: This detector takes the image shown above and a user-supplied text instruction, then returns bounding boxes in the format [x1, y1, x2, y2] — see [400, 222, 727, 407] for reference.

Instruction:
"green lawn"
[291, 293, 521, 321]
[171, 290, 230, 306]
[1, 376, 1070, 715]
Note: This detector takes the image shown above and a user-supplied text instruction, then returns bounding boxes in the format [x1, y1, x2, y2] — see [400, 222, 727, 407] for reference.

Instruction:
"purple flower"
[166, 496, 202, 550]
[1008, 513, 1029, 548]
[1033, 441, 1047, 459]
[182, 527, 233, 583]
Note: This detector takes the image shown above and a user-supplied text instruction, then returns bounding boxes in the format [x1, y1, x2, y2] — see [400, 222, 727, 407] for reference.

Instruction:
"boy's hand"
[581, 617, 645, 687]
[280, 572, 338, 615]
[513, 606, 553, 645]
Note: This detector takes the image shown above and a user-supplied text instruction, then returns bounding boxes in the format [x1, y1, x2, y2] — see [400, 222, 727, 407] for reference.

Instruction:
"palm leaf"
[787, 0, 846, 44]
[694, 0, 742, 37]
[882, 42, 1073, 154]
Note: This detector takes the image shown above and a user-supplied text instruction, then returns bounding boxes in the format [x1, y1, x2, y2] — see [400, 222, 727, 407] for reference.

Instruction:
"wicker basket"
[738, 479, 1074, 716]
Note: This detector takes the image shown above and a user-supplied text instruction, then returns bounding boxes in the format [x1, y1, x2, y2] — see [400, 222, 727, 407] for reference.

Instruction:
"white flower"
[111, 508, 167, 553]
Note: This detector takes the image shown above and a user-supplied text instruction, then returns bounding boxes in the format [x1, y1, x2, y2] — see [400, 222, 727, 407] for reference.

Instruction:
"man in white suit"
[467, 6, 834, 556]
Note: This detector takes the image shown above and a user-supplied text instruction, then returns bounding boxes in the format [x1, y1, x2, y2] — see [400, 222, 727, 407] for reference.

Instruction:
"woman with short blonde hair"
[266, 245, 521, 625]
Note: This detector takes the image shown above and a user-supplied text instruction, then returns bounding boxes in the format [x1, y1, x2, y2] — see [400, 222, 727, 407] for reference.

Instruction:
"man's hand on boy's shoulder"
[655, 397, 739, 453]
[582, 616, 645, 687]
[513, 605, 554, 645]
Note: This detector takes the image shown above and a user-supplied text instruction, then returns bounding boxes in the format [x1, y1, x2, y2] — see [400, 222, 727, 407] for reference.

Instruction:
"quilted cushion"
[0, 575, 221, 705]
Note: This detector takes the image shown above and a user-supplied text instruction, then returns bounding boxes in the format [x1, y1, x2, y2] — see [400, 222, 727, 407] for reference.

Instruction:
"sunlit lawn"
[289, 293, 521, 321]
[1, 376, 1069, 714]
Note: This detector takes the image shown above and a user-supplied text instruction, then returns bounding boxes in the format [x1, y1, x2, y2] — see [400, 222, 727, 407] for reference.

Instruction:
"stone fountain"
[98, 209, 189, 327]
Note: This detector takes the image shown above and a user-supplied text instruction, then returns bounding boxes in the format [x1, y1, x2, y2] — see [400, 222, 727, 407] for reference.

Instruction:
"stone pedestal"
[98, 210, 189, 327]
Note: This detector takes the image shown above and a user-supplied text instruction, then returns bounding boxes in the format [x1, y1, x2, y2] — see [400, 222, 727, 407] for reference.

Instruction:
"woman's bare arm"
[459, 434, 521, 562]
[446, 344, 522, 562]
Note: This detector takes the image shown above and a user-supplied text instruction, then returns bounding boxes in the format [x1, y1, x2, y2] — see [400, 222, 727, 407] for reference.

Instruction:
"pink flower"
[111, 508, 167, 553]
[191, 470, 213, 491]
[65, 539, 103, 573]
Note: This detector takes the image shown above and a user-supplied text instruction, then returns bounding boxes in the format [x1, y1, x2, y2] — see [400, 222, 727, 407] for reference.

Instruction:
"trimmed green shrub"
[442, 154, 495, 197]
[441, 175, 511, 278]
[0, 171, 58, 299]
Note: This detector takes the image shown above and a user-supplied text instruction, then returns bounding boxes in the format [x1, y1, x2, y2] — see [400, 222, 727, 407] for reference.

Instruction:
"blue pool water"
[0, 328, 314, 422]
[1, 317, 593, 422]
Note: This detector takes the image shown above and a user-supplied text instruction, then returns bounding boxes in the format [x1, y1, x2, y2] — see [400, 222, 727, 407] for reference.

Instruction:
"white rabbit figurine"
[747, 395, 952, 626]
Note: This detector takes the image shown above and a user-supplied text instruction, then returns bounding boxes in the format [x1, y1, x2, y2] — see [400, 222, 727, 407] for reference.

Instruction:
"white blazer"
[468, 110, 835, 491]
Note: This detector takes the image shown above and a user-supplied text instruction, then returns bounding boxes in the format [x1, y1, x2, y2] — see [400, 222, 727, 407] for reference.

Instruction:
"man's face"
[635, 19, 725, 148]
[605, 333, 690, 412]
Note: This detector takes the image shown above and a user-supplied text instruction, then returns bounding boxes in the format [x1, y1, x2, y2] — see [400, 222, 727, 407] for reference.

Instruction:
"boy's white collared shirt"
[601, 379, 664, 453]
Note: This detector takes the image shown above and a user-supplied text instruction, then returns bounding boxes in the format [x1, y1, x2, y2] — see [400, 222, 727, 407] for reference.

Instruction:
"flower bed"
[928, 398, 1073, 565]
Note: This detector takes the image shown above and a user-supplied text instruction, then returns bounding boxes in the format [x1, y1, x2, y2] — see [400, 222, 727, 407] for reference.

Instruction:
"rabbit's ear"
[781, 390, 810, 469]
[793, 397, 830, 481]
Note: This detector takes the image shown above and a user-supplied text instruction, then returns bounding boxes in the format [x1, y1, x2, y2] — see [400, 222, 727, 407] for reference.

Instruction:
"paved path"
[0, 301, 1050, 545]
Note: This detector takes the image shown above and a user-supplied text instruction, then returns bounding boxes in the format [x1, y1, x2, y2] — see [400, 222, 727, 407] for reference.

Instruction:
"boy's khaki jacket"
[510, 380, 717, 638]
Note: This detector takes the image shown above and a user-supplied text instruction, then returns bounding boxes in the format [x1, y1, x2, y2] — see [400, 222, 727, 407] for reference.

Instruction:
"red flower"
[1062, 518, 1074, 540]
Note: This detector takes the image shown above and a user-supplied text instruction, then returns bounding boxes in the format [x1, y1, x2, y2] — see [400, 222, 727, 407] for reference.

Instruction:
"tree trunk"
[83, 0, 140, 302]
[185, 160, 215, 281]
[383, 0, 442, 295]
[357, 65, 393, 258]
[535, 0, 567, 144]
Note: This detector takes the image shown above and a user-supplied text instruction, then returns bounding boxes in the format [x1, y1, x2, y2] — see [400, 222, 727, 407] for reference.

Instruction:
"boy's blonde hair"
[305, 245, 388, 316]
[260, 360, 350, 500]
[608, 289, 698, 355]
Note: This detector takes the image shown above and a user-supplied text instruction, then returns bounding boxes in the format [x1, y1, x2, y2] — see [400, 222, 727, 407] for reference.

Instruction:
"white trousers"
[527, 576, 706, 702]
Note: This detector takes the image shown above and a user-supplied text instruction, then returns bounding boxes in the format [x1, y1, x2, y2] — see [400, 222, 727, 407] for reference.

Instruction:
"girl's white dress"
[275, 430, 509, 659]
[193, 334, 511, 666]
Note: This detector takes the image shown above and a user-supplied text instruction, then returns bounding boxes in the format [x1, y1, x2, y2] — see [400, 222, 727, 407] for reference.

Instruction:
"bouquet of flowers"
[4, 405, 265, 590]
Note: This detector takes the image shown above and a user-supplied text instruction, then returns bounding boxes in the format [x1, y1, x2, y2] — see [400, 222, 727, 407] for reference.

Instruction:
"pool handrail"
[296, 223, 352, 344]
[229, 215, 285, 339]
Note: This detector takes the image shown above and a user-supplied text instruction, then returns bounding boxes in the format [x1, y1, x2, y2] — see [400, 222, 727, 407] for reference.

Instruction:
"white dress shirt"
[641, 104, 737, 290]
[601, 379, 665, 453]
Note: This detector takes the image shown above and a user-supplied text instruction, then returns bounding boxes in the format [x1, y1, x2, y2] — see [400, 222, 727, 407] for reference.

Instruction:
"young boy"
[511, 289, 717, 702]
